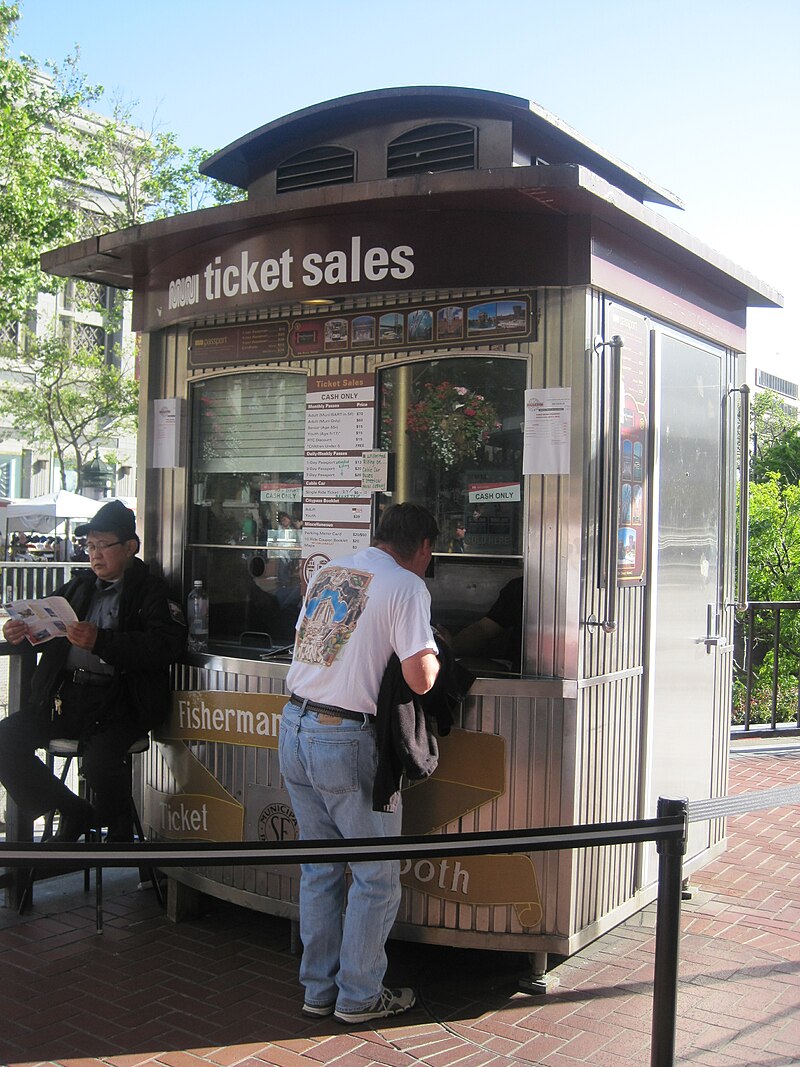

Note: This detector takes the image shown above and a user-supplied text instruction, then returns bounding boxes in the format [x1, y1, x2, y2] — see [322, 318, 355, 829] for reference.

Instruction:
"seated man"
[0, 500, 187, 841]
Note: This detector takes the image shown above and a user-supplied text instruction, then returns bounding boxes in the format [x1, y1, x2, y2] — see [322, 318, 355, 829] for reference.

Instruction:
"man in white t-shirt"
[280, 503, 440, 1025]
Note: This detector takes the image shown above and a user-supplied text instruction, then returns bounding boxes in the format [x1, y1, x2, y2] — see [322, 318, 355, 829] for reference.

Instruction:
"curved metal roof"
[200, 85, 684, 209]
[40, 163, 782, 311]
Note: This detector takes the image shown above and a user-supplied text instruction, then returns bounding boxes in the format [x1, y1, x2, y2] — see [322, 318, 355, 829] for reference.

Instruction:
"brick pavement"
[0, 741, 798, 1067]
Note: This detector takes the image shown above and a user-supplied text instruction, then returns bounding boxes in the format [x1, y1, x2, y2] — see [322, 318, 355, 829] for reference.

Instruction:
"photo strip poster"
[609, 304, 650, 585]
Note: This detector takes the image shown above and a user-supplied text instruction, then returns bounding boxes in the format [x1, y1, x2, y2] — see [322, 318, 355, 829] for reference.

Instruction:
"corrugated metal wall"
[141, 282, 736, 956]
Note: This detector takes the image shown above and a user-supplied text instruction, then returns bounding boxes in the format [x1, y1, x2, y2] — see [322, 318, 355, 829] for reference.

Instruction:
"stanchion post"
[650, 796, 688, 1067]
[4, 645, 37, 909]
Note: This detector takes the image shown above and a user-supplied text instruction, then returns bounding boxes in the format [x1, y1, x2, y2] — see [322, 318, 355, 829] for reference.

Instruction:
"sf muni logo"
[258, 802, 298, 844]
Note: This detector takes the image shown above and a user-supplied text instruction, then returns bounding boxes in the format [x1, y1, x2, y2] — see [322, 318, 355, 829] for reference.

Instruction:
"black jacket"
[23, 558, 186, 733]
[372, 636, 475, 812]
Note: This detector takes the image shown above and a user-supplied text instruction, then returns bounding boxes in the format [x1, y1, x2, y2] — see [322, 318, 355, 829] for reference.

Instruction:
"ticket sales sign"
[134, 211, 566, 331]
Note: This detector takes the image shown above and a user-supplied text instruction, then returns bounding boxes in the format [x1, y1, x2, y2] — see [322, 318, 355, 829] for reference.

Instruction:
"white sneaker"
[334, 986, 416, 1024]
[302, 1000, 336, 1018]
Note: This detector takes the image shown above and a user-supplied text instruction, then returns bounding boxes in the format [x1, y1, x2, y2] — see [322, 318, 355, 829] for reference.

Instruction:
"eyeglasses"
[86, 540, 124, 555]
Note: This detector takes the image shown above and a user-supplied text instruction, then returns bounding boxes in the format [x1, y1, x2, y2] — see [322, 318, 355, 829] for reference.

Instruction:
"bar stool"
[19, 734, 165, 931]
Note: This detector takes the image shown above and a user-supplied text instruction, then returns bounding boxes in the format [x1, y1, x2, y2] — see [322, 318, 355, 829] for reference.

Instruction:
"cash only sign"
[147, 692, 543, 928]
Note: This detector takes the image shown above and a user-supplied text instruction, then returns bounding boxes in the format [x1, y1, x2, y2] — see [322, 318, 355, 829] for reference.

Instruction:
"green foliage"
[750, 389, 800, 483]
[0, 335, 139, 490]
[0, 0, 244, 478]
[406, 381, 500, 467]
[0, 2, 245, 327]
[752, 425, 800, 486]
[85, 99, 245, 231]
[736, 471, 800, 726]
[747, 473, 800, 600]
[732, 671, 798, 727]
[0, 2, 103, 326]
[751, 389, 797, 451]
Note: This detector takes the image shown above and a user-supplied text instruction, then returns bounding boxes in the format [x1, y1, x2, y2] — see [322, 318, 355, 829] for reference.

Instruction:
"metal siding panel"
[572, 675, 642, 933]
[142, 285, 735, 959]
[156, 669, 583, 947]
[140, 327, 187, 592]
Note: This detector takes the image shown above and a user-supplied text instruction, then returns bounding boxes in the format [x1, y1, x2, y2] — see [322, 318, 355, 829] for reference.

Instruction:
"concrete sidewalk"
[0, 741, 798, 1067]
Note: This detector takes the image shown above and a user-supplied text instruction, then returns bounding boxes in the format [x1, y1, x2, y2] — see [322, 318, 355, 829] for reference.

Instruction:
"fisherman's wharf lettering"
[161, 691, 287, 750]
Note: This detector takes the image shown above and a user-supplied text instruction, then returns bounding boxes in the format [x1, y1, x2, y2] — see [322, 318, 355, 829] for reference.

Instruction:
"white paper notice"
[523, 388, 571, 475]
[303, 455, 362, 482]
[303, 501, 372, 525]
[300, 525, 372, 570]
[360, 450, 388, 492]
[304, 380, 374, 452]
[152, 397, 182, 468]
[301, 374, 376, 577]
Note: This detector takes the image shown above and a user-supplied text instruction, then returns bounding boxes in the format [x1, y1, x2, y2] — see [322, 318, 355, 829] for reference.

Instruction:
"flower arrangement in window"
[406, 382, 501, 468]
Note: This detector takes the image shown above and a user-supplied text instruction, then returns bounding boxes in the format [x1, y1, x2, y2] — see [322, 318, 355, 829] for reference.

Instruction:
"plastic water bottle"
[187, 580, 209, 652]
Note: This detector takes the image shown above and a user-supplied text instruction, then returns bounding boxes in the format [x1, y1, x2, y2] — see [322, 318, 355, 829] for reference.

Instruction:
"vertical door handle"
[599, 335, 624, 634]
[736, 384, 750, 610]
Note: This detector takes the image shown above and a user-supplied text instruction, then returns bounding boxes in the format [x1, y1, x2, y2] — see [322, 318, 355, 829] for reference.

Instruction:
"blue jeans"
[278, 701, 402, 1012]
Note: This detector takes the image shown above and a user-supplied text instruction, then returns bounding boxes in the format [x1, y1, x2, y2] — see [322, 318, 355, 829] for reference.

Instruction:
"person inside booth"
[449, 575, 523, 673]
[449, 522, 467, 553]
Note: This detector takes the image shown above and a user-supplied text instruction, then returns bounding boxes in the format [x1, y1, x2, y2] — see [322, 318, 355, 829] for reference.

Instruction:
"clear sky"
[11, 0, 800, 377]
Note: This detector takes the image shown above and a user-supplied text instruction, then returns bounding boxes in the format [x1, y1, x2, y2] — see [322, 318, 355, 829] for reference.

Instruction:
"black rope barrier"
[1, 805, 690, 1067]
[0, 814, 685, 868]
[688, 783, 800, 822]
[2, 782, 798, 1067]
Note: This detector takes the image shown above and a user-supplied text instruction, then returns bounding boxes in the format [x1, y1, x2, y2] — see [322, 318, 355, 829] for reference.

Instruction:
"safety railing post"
[2, 644, 37, 908]
[650, 797, 688, 1067]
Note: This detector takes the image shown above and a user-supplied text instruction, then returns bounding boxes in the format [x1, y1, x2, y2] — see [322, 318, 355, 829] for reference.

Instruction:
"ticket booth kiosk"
[43, 87, 781, 965]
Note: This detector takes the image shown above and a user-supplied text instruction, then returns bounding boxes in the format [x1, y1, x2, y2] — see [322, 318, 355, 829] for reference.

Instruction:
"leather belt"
[64, 669, 114, 688]
[289, 693, 372, 723]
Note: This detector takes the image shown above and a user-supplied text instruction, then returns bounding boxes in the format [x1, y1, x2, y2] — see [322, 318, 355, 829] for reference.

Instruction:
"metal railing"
[1, 560, 91, 603]
[736, 600, 800, 737]
[0, 563, 91, 822]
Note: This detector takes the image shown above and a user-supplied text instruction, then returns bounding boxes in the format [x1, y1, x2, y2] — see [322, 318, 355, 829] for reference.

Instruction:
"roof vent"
[387, 123, 476, 178]
[276, 145, 355, 194]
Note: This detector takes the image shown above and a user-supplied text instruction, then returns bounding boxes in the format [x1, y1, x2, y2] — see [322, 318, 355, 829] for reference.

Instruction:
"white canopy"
[3, 490, 102, 534]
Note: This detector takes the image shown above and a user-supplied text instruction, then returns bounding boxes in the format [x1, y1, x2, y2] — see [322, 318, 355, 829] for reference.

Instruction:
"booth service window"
[187, 358, 525, 670]
[188, 371, 305, 650]
[377, 356, 525, 556]
[378, 355, 525, 673]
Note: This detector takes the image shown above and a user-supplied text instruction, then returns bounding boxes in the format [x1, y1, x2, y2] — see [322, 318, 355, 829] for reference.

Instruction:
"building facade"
[0, 77, 140, 502]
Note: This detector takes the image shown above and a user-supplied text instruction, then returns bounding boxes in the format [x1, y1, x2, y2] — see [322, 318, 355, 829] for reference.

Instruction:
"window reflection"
[377, 356, 526, 556]
[378, 355, 526, 675]
[187, 371, 305, 650]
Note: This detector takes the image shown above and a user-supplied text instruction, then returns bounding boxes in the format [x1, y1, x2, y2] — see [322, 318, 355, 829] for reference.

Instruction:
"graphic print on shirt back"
[294, 567, 373, 667]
